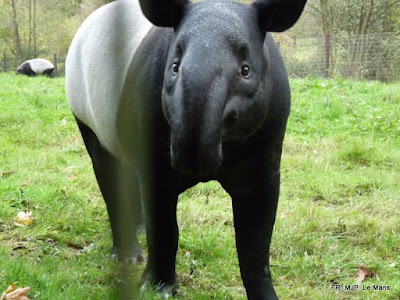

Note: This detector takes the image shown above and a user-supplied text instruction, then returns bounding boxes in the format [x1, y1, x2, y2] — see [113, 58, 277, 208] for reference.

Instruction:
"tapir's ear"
[252, 0, 307, 33]
[139, 0, 189, 28]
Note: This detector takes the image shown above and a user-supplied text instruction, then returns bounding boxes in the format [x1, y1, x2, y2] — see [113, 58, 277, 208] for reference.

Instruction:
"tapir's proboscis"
[66, 0, 306, 298]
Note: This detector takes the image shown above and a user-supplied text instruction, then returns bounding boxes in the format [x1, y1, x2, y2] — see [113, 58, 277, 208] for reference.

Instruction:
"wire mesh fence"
[277, 32, 400, 82]
[3, 32, 400, 82]
[1, 52, 66, 77]
[1, 0, 399, 83]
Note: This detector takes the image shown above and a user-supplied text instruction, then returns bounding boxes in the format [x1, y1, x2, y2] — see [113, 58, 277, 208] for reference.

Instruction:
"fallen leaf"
[355, 265, 371, 282]
[182, 250, 191, 259]
[2, 170, 14, 178]
[14, 211, 34, 227]
[60, 117, 68, 126]
[280, 211, 293, 218]
[331, 268, 340, 275]
[1, 283, 30, 300]
[4, 283, 17, 294]
[1, 287, 31, 300]
[68, 174, 77, 180]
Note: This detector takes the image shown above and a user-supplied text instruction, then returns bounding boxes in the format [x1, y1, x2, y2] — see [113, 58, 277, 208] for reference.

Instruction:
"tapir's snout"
[165, 60, 227, 175]
[170, 134, 223, 175]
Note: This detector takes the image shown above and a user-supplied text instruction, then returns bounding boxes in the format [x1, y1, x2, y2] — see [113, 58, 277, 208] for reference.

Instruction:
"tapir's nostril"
[223, 111, 238, 127]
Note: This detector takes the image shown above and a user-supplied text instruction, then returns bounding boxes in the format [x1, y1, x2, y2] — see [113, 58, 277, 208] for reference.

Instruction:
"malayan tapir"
[16, 58, 55, 77]
[66, 0, 306, 298]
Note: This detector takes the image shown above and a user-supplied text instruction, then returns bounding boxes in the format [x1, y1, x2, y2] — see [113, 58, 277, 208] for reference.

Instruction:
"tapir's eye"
[241, 65, 251, 78]
[172, 62, 180, 74]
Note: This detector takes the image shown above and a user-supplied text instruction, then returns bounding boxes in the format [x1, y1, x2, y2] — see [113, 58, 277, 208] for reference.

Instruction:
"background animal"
[66, 0, 306, 298]
[16, 58, 54, 77]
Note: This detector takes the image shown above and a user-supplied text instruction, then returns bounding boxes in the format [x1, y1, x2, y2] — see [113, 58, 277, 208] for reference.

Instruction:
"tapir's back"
[66, 0, 152, 162]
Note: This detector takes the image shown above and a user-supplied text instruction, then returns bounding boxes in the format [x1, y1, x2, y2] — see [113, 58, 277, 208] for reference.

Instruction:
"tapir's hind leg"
[75, 117, 145, 263]
[43, 68, 55, 78]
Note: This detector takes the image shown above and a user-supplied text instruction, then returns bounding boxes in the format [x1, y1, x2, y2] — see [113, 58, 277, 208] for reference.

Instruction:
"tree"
[0, 0, 108, 72]
[319, 0, 331, 77]
[300, 0, 400, 80]
[5, 0, 24, 62]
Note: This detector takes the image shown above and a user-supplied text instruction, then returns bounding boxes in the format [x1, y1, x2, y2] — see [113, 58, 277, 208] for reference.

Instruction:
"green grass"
[0, 73, 399, 299]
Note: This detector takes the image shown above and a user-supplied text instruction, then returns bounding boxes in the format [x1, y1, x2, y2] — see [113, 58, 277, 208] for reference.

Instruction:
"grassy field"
[0, 73, 399, 299]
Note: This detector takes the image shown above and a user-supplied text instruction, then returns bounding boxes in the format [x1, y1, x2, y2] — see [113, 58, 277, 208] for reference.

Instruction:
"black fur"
[16, 62, 36, 76]
[42, 67, 55, 77]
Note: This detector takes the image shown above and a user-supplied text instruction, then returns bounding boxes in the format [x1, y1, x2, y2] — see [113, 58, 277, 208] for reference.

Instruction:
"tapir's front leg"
[75, 117, 145, 263]
[223, 171, 280, 300]
[141, 178, 180, 295]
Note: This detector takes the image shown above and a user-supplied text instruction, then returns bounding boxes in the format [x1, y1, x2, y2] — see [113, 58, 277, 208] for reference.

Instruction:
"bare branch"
[368, 0, 400, 27]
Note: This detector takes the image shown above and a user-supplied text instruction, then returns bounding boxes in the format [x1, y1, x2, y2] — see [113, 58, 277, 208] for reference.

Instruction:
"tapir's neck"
[117, 26, 175, 163]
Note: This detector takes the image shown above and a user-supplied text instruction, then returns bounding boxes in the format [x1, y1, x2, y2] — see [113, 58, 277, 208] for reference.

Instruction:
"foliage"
[0, 74, 399, 299]
[295, 0, 400, 35]
[0, 0, 107, 69]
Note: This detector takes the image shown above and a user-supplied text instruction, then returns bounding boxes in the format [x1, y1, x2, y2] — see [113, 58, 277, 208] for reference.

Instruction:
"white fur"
[18, 58, 54, 74]
[66, 0, 153, 163]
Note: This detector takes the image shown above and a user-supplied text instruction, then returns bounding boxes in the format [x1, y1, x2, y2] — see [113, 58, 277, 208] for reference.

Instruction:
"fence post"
[2, 52, 7, 73]
[324, 34, 331, 78]
[53, 53, 58, 77]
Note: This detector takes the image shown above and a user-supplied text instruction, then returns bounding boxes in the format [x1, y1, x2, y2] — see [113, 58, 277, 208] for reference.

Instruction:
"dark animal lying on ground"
[66, 0, 306, 298]
[16, 58, 54, 77]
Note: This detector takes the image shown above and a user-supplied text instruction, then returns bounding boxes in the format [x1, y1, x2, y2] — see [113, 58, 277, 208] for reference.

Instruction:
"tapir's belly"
[66, 0, 152, 164]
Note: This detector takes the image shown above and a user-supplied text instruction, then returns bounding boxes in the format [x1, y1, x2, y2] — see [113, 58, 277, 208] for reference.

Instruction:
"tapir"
[66, 0, 306, 298]
[16, 58, 55, 77]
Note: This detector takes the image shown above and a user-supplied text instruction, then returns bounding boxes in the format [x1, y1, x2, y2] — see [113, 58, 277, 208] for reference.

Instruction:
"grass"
[0, 73, 399, 299]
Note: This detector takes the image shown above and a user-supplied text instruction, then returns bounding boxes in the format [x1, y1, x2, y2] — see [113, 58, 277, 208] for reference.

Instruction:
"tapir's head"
[140, 0, 306, 174]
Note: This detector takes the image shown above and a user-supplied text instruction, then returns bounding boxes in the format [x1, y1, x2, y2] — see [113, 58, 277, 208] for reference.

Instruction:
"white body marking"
[66, 0, 153, 163]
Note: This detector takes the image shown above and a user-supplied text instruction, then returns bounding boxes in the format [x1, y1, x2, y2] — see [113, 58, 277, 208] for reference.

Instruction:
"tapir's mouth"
[170, 139, 223, 175]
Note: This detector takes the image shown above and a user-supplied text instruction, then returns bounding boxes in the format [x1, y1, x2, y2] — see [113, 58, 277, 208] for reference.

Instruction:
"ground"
[0, 74, 399, 299]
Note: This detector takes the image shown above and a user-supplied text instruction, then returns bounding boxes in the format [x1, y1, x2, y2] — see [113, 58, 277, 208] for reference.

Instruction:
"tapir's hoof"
[140, 281, 179, 299]
[111, 252, 146, 264]
[110, 246, 146, 264]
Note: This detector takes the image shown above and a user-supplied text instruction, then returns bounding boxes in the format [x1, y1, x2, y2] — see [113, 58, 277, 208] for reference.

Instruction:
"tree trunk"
[3, 52, 8, 72]
[319, 0, 331, 35]
[33, 0, 37, 57]
[324, 34, 331, 78]
[28, 0, 32, 57]
[53, 53, 58, 77]
[320, 0, 332, 77]
[10, 0, 24, 62]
